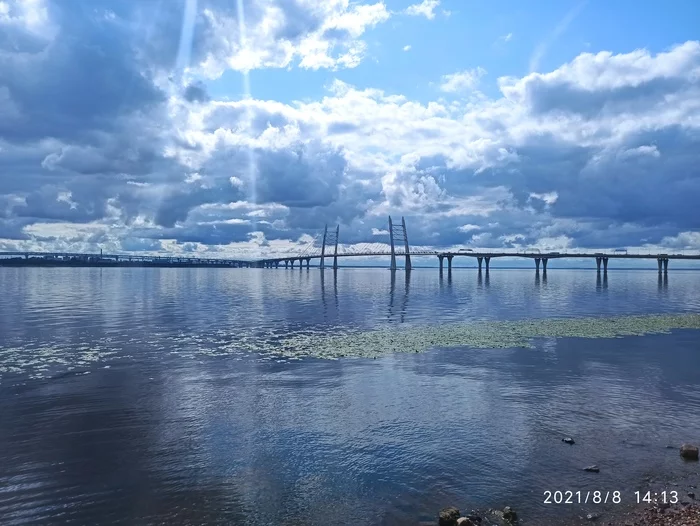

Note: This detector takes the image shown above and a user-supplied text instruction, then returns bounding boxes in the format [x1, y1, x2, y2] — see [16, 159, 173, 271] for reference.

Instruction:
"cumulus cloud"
[0, 0, 699, 257]
[439, 67, 487, 92]
[405, 0, 440, 20]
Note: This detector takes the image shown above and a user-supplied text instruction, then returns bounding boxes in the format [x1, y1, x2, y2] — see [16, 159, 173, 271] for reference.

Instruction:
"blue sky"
[0, 0, 699, 259]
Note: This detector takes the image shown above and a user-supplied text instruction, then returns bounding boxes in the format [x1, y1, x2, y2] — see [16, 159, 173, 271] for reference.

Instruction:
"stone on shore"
[439, 507, 460, 526]
[502, 506, 518, 524]
[583, 465, 600, 473]
[680, 444, 699, 460]
[562, 437, 575, 445]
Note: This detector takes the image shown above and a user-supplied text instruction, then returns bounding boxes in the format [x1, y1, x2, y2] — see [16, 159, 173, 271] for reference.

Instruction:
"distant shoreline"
[1, 260, 699, 271]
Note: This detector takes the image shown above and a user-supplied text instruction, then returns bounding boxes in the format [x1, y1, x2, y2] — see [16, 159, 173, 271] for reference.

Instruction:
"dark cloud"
[184, 82, 210, 103]
[0, 2, 165, 145]
[524, 76, 691, 118]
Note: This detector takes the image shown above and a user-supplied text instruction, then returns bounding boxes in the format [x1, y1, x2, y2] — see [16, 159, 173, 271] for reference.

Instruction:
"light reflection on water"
[0, 267, 699, 525]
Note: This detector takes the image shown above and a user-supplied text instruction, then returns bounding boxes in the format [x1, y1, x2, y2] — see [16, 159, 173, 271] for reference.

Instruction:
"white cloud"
[185, 1, 392, 77]
[439, 67, 487, 92]
[500, 32, 513, 43]
[619, 145, 660, 159]
[458, 224, 481, 233]
[405, 0, 440, 20]
[529, 192, 559, 206]
[403, 44, 411, 51]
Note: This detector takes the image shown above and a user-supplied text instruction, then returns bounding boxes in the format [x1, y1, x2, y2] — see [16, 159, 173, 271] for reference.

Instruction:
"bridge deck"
[2, 250, 700, 266]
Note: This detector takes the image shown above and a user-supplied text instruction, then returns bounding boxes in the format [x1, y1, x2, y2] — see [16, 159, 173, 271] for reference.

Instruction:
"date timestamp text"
[544, 491, 622, 504]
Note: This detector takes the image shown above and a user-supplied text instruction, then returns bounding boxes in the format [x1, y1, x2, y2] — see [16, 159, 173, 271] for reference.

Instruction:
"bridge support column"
[603, 257, 609, 273]
[657, 258, 663, 273]
[402, 216, 411, 271]
[306, 258, 310, 269]
[535, 258, 541, 272]
[542, 258, 548, 273]
[663, 258, 668, 273]
[485, 257, 490, 272]
[447, 255, 454, 272]
[320, 225, 328, 270]
[284, 260, 288, 269]
[438, 255, 444, 272]
[333, 225, 339, 271]
[291, 259, 295, 269]
[596, 257, 602, 272]
[477, 256, 483, 272]
[275, 261, 279, 268]
[389, 216, 397, 271]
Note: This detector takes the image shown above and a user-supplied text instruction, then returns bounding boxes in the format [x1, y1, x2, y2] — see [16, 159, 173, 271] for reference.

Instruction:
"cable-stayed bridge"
[1, 215, 699, 273]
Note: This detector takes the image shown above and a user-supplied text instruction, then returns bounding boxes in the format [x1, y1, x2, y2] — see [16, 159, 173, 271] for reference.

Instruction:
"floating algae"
[235, 313, 700, 360]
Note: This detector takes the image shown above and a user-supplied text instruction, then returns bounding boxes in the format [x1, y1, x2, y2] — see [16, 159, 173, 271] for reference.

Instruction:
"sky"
[1, 0, 699, 260]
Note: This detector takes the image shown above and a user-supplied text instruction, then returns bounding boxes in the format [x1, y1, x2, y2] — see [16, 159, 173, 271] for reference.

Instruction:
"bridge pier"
[535, 258, 541, 272]
[596, 257, 602, 272]
[477, 256, 483, 271]
[438, 255, 444, 272]
[603, 257, 609, 273]
[306, 258, 310, 269]
[542, 258, 548, 273]
[485, 257, 490, 272]
[658, 257, 669, 273]
[333, 225, 339, 270]
[447, 255, 454, 272]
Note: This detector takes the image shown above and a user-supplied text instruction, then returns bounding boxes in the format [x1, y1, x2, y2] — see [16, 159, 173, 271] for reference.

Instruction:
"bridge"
[254, 216, 699, 274]
[1, 216, 699, 273]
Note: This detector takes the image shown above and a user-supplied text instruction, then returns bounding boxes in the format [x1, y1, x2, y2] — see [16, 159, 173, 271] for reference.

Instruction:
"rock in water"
[680, 444, 699, 460]
[586, 513, 599, 521]
[502, 506, 518, 524]
[456, 518, 470, 526]
[439, 507, 461, 526]
[583, 465, 600, 473]
[562, 437, 575, 445]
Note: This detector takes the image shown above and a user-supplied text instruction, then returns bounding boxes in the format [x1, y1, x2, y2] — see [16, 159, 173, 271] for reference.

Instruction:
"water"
[1, 267, 699, 525]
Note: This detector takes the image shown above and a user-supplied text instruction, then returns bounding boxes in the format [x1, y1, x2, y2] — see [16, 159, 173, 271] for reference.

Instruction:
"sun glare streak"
[176, 0, 198, 76]
[236, 0, 259, 257]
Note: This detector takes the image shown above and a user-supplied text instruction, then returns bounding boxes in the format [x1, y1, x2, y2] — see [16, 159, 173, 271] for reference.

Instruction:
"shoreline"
[435, 458, 700, 526]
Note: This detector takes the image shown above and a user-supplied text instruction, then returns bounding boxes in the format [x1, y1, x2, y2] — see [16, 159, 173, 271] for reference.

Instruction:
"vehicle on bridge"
[614, 248, 628, 254]
[458, 248, 473, 252]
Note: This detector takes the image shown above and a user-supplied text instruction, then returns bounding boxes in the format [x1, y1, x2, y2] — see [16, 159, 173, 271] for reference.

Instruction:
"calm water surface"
[1, 267, 699, 525]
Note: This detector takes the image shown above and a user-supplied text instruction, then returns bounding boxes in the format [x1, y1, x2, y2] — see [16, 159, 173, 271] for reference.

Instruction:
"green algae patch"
[239, 313, 700, 360]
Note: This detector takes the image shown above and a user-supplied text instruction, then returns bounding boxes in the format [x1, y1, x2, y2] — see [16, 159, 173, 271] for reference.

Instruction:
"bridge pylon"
[388, 216, 411, 270]
[320, 224, 340, 270]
